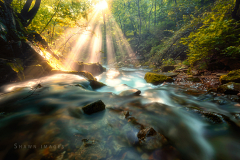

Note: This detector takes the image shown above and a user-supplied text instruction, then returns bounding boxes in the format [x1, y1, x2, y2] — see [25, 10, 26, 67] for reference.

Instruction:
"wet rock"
[123, 111, 130, 118]
[81, 139, 95, 147]
[82, 100, 105, 115]
[187, 77, 201, 82]
[0, 61, 18, 85]
[162, 65, 175, 72]
[144, 72, 174, 84]
[89, 80, 106, 90]
[159, 72, 178, 78]
[118, 89, 141, 96]
[190, 70, 199, 76]
[137, 127, 157, 141]
[220, 70, 240, 84]
[75, 139, 107, 160]
[217, 82, 240, 95]
[71, 62, 106, 76]
[24, 65, 45, 79]
[39, 60, 53, 73]
[216, 73, 228, 77]
[50, 70, 96, 81]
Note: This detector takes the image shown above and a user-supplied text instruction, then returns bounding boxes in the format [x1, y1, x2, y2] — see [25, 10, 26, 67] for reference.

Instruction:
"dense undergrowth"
[150, 0, 240, 70]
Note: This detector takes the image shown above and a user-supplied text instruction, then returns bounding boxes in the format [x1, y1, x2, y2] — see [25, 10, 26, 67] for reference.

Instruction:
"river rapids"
[0, 68, 240, 160]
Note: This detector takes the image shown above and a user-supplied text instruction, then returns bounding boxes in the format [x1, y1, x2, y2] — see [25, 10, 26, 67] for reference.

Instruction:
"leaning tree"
[4, 0, 41, 27]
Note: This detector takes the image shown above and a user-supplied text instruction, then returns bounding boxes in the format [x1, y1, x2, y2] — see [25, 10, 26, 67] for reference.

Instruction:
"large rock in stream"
[82, 100, 106, 115]
[71, 62, 106, 76]
[50, 70, 96, 81]
[144, 72, 173, 84]
[118, 89, 141, 96]
[220, 69, 240, 84]
[217, 82, 240, 95]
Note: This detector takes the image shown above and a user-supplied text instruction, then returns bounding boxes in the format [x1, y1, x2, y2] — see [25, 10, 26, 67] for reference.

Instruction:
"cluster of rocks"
[144, 66, 240, 97]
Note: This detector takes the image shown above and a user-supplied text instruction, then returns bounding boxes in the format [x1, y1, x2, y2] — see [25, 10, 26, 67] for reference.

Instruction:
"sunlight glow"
[106, 69, 120, 79]
[95, 1, 108, 10]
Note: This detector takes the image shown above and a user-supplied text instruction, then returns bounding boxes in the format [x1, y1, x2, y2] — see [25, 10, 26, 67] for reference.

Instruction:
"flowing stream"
[0, 67, 240, 160]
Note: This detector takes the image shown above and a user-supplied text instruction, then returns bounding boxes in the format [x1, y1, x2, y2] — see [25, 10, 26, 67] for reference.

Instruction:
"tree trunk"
[154, 0, 156, 27]
[137, 0, 141, 38]
[148, 1, 153, 32]
[232, 0, 240, 21]
[20, 0, 41, 27]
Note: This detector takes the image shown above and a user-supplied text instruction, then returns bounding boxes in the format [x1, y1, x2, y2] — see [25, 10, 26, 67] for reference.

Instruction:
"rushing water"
[0, 68, 240, 160]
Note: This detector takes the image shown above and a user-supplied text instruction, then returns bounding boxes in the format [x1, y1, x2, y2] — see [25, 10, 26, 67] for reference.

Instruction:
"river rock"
[82, 100, 105, 115]
[24, 65, 45, 79]
[159, 72, 178, 78]
[118, 89, 141, 96]
[89, 80, 106, 90]
[144, 72, 173, 84]
[137, 127, 157, 141]
[220, 69, 240, 84]
[71, 62, 106, 76]
[39, 60, 53, 73]
[162, 65, 175, 72]
[50, 70, 96, 81]
[217, 82, 240, 95]
[0, 61, 18, 85]
[187, 77, 201, 82]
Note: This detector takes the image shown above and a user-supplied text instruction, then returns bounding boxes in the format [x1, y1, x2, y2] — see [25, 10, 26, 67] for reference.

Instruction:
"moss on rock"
[217, 82, 240, 95]
[50, 70, 96, 81]
[71, 62, 106, 76]
[220, 70, 240, 84]
[89, 80, 107, 90]
[82, 100, 105, 115]
[144, 72, 173, 84]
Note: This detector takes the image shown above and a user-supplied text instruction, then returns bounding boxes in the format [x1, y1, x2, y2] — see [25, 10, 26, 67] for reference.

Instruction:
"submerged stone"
[137, 127, 157, 141]
[220, 70, 240, 84]
[82, 100, 105, 115]
[144, 72, 173, 84]
[217, 82, 240, 95]
[118, 89, 141, 96]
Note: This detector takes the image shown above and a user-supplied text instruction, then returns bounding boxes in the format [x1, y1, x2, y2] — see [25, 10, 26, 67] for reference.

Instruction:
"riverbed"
[0, 68, 240, 160]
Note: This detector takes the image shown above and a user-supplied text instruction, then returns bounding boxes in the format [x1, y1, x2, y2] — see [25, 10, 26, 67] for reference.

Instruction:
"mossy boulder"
[220, 70, 240, 84]
[24, 65, 45, 80]
[118, 89, 141, 96]
[0, 61, 18, 85]
[50, 70, 96, 81]
[89, 80, 107, 90]
[82, 100, 106, 115]
[187, 77, 201, 82]
[71, 62, 106, 76]
[217, 82, 240, 95]
[144, 72, 173, 84]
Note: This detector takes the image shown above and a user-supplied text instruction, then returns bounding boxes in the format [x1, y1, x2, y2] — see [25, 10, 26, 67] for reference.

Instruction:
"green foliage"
[182, 60, 190, 66]
[181, 0, 240, 67]
[11, 0, 91, 45]
[162, 58, 176, 66]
